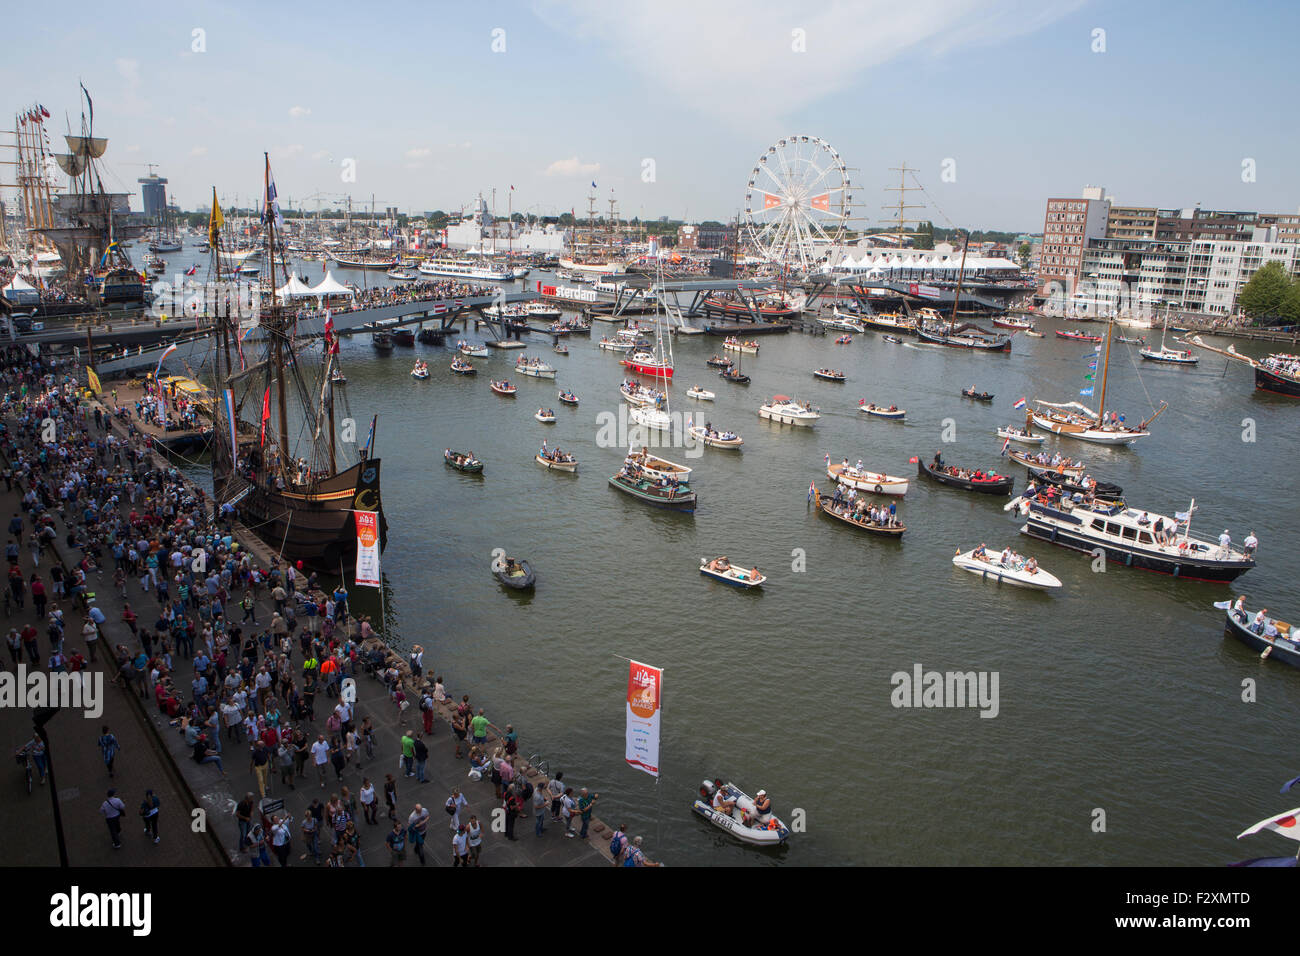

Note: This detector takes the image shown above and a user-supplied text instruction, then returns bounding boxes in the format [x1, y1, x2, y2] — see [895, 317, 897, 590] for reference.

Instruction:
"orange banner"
[810, 193, 830, 211]
[762, 193, 781, 210]
[625, 660, 662, 776]
[354, 511, 380, 587]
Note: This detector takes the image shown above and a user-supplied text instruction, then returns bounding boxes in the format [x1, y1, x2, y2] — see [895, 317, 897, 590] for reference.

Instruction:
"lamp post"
[34, 706, 69, 867]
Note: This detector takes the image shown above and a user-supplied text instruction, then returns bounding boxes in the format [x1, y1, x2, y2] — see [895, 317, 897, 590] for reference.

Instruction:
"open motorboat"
[1023, 468, 1123, 503]
[835, 335, 854, 345]
[809, 484, 906, 537]
[450, 358, 476, 375]
[457, 340, 490, 358]
[609, 469, 696, 513]
[625, 447, 692, 483]
[997, 426, 1045, 446]
[629, 404, 672, 431]
[516, 356, 557, 379]
[1221, 604, 1300, 668]
[699, 557, 765, 589]
[489, 380, 516, 396]
[693, 780, 790, 846]
[1008, 449, 1085, 479]
[917, 455, 1014, 495]
[961, 387, 994, 402]
[827, 459, 908, 496]
[1056, 329, 1104, 343]
[706, 355, 734, 369]
[444, 449, 483, 473]
[410, 360, 429, 380]
[553, 343, 569, 356]
[558, 389, 579, 406]
[882, 334, 903, 344]
[620, 379, 664, 407]
[330, 369, 348, 385]
[723, 337, 760, 354]
[813, 368, 846, 382]
[858, 401, 904, 420]
[536, 443, 578, 472]
[952, 547, 1062, 591]
[687, 418, 743, 449]
[820, 310, 865, 333]
[493, 557, 535, 590]
[686, 385, 715, 401]
[719, 367, 751, 385]
[535, 408, 557, 423]
[759, 396, 819, 426]
[598, 336, 633, 352]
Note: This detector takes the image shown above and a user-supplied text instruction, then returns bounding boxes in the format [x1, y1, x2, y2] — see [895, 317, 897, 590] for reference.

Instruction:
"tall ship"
[1187, 337, 1300, 398]
[559, 187, 627, 275]
[209, 157, 388, 571]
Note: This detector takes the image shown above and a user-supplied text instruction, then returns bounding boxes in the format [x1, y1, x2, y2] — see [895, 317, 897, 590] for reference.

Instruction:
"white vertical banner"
[353, 511, 380, 587]
[625, 659, 662, 777]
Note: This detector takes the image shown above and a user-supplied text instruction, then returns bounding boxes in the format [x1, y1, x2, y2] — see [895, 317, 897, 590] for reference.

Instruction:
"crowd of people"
[0, 345, 655, 867]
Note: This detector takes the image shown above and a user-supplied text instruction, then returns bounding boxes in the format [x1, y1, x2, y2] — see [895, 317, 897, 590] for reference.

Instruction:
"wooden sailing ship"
[209, 156, 388, 571]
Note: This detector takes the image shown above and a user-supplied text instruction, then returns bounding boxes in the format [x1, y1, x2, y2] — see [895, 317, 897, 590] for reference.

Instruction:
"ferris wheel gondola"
[743, 135, 851, 272]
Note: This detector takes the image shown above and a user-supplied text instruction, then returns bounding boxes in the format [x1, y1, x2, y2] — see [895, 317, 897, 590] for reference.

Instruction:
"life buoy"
[873, 484, 883, 494]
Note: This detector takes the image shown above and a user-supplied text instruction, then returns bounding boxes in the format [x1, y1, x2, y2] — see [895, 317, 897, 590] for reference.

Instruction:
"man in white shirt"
[269, 814, 293, 866]
[1244, 531, 1258, 557]
[310, 734, 332, 787]
[1219, 530, 1232, 558]
[100, 788, 127, 849]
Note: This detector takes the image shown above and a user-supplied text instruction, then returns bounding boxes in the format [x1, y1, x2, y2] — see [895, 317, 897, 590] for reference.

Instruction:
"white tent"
[276, 274, 316, 299]
[308, 271, 354, 299]
[2, 274, 40, 304]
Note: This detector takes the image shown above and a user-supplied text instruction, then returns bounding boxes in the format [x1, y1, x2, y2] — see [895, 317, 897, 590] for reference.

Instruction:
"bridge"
[87, 290, 541, 376]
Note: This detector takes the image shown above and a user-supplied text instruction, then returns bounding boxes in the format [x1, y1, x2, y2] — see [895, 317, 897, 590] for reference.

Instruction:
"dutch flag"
[1012, 397, 1026, 410]
[807, 481, 816, 502]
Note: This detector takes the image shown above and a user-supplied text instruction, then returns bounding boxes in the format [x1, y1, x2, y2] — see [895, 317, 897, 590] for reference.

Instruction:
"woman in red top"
[29, 574, 46, 617]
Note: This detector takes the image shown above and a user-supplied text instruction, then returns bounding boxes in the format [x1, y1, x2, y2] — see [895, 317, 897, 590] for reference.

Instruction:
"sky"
[4, 0, 1299, 233]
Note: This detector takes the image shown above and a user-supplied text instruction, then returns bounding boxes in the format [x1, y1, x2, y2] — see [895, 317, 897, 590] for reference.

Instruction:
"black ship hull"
[1021, 517, 1252, 582]
[232, 458, 387, 572]
[1255, 367, 1300, 397]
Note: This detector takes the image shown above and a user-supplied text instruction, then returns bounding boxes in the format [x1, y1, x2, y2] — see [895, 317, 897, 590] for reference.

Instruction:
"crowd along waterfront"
[144, 252, 1300, 866]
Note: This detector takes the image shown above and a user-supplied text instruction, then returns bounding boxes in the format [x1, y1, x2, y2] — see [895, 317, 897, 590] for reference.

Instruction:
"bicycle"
[525, 752, 550, 777]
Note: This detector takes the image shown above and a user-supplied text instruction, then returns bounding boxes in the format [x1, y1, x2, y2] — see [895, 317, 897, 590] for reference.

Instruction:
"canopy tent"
[276, 274, 316, 299]
[308, 271, 354, 298]
[2, 274, 40, 304]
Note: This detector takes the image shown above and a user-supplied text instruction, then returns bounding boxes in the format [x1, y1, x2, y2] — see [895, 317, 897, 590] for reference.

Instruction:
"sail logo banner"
[762, 192, 781, 210]
[354, 511, 381, 587]
[810, 193, 830, 211]
[625, 659, 662, 777]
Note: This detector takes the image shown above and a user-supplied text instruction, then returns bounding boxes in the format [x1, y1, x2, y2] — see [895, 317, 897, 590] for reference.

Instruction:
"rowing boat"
[444, 450, 483, 474]
[916, 458, 1014, 495]
[859, 402, 904, 420]
[699, 557, 765, 589]
[809, 484, 906, 537]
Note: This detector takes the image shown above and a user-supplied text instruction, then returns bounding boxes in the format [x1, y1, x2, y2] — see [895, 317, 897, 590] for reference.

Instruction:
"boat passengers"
[1250, 609, 1270, 635]
[710, 779, 737, 815]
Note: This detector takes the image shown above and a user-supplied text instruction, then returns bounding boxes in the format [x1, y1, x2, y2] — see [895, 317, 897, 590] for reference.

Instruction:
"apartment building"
[1038, 185, 1110, 293]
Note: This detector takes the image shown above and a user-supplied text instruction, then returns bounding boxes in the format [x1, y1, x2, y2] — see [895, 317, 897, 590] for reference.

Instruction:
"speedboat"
[692, 780, 789, 846]
[558, 390, 579, 406]
[882, 334, 903, 344]
[699, 557, 765, 589]
[457, 341, 489, 358]
[813, 369, 846, 382]
[686, 386, 715, 401]
[759, 396, 819, 426]
[952, 547, 1062, 590]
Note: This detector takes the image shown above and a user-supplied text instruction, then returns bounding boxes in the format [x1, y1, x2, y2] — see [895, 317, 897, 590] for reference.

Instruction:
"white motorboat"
[386, 268, 417, 281]
[535, 409, 557, 423]
[457, 341, 490, 358]
[952, 547, 1062, 591]
[516, 357, 557, 379]
[759, 396, 819, 427]
[686, 386, 715, 401]
[858, 402, 904, 420]
[619, 379, 663, 407]
[688, 424, 743, 449]
[699, 557, 765, 589]
[997, 426, 1045, 446]
[598, 337, 633, 352]
[820, 310, 865, 333]
[692, 780, 789, 846]
[723, 337, 760, 354]
[826, 461, 908, 496]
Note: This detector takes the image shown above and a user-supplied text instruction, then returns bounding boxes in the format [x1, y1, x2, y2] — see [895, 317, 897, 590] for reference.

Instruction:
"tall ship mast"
[559, 186, 626, 275]
[210, 153, 388, 571]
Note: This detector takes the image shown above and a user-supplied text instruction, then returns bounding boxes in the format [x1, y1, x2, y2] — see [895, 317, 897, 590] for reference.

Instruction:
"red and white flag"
[1238, 807, 1300, 843]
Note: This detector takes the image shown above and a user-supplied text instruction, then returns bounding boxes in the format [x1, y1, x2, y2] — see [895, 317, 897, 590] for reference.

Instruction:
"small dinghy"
[813, 368, 846, 382]
[331, 369, 348, 385]
[536, 444, 578, 472]
[859, 401, 905, 420]
[686, 385, 715, 401]
[1024, 330, 1045, 338]
[699, 557, 765, 589]
[410, 360, 429, 380]
[1222, 604, 1300, 669]
[961, 387, 994, 402]
[493, 557, 535, 590]
[835, 335, 854, 345]
[706, 355, 734, 369]
[557, 390, 579, 406]
[693, 780, 790, 846]
[516, 356, 557, 379]
[535, 408, 557, 423]
[553, 344, 569, 355]
[489, 380, 516, 396]
[598, 337, 633, 352]
[882, 334, 903, 344]
[996, 426, 1045, 446]
[444, 449, 483, 473]
[952, 546, 1062, 591]
[723, 337, 760, 354]
[450, 358, 476, 375]
[457, 341, 489, 358]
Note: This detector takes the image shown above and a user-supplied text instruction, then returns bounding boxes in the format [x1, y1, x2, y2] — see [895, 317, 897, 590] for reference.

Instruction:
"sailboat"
[1140, 313, 1199, 365]
[209, 157, 388, 571]
[628, 262, 675, 431]
[1031, 317, 1168, 445]
[913, 233, 1013, 352]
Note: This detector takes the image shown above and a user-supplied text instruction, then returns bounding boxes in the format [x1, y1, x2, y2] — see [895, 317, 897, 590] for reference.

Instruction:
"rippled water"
[182, 260, 1300, 865]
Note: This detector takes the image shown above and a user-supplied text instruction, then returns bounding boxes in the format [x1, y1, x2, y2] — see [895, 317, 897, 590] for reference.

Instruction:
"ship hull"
[231, 458, 387, 572]
[1255, 367, 1300, 397]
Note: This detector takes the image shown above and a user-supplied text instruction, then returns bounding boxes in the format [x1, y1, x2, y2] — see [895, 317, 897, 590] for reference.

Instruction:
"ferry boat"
[758, 396, 820, 426]
[418, 258, 513, 281]
[827, 460, 908, 496]
[1013, 494, 1255, 582]
[951, 547, 1062, 591]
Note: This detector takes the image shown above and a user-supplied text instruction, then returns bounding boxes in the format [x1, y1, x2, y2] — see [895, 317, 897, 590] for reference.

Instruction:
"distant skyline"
[5, 0, 1299, 232]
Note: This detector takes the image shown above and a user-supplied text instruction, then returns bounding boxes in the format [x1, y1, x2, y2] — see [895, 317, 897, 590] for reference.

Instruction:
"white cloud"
[545, 156, 601, 177]
[190, 146, 208, 157]
[125, 144, 141, 154]
[536, 0, 1081, 124]
[115, 58, 140, 84]
[405, 147, 433, 160]
[275, 144, 304, 157]
[288, 105, 311, 118]
[312, 149, 332, 161]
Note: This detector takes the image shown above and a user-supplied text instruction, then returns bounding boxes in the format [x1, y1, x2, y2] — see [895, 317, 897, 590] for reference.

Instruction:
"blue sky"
[6, 0, 1298, 231]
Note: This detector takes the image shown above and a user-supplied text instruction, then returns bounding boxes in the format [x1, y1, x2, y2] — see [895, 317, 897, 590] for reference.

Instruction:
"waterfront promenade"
[0, 369, 648, 868]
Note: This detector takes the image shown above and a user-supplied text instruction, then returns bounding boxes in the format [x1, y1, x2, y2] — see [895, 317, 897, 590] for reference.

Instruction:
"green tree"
[1238, 261, 1293, 323]
[1017, 242, 1031, 269]
[1281, 278, 1300, 324]
[912, 221, 934, 250]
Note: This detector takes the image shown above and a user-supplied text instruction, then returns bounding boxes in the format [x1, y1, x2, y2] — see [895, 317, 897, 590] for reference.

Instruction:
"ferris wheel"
[744, 135, 851, 272]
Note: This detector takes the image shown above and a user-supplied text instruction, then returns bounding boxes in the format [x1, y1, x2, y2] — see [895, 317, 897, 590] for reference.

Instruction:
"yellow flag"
[208, 187, 224, 246]
[86, 367, 102, 395]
